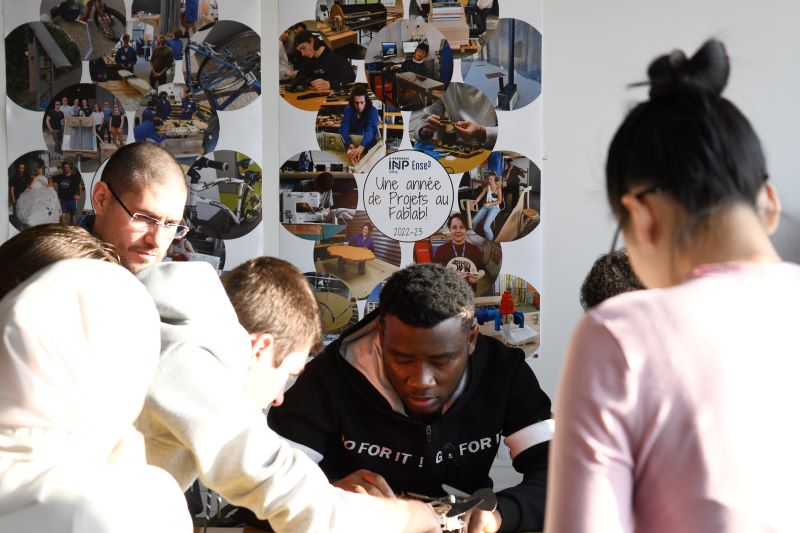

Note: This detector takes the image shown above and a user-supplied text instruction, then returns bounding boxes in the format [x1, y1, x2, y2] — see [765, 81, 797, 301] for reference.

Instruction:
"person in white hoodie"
[135, 258, 441, 533]
[0, 259, 191, 533]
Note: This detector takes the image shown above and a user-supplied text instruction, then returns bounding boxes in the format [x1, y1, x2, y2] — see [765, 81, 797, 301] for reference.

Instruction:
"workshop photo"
[315, 83, 404, 174]
[305, 271, 360, 346]
[134, 83, 214, 159]
[461, 17, 542, 110]
[8, 152, 86, 230]
[408, 81, 497, 174]
[414, 210, 502, 296]
[5, 22, 82, 112]
[41, 84, 126, 173]
[457, 150, 540, 243]
[365, 19, 454, 111]
[475, 273, 541, 356]
[279, 20, 358, 112]
[185, 150, 262, 240]
[410, 0, 500, 58]
[313, 212, 401, 299]
[39, 0, 126, 61]
[314, 0, 405, 53]
[280, 151, 358, 240]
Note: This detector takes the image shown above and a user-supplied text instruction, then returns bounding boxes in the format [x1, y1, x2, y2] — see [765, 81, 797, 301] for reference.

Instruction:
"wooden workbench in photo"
[280, 86, 332, 111]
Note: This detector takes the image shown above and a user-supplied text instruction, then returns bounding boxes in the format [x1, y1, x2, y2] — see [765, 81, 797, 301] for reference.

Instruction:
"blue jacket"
[180, 97, 197, 119]
[167, 38, 184, 61]
[134, 120, 166, 143]
[115, 45, 137, 70]
[142, 107, 154, 123]
[347, 234, 375, 252]
[340, 105, 379, 149]
[156, 98, 172, 120]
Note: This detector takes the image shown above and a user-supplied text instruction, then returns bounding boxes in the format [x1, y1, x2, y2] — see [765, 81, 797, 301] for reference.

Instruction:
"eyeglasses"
[607, 185, 665, 263]
[106, 184, 189, 239]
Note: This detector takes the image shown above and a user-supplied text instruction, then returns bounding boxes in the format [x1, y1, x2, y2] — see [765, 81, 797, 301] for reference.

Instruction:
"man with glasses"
[85, 142, 188, 272]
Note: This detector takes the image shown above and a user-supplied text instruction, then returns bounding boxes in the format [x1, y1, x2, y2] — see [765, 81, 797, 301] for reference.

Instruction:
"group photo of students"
[2, 0, 800, 532]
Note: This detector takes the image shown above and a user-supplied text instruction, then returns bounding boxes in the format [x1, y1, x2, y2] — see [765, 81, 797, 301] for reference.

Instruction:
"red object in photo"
[499, 290, 515, 315]
[414, 240, 432, 263]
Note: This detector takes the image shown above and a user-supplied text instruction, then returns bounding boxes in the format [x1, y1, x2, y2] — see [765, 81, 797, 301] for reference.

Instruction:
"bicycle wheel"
[197, 31, 261, 101]
[94, 6, 125, 42]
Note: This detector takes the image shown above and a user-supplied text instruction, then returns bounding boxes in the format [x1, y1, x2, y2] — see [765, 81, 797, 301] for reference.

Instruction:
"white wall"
[538, 0, 800, 402]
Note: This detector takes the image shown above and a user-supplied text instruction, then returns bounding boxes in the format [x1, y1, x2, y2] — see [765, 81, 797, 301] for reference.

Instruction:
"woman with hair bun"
[546, 40, 797, 532]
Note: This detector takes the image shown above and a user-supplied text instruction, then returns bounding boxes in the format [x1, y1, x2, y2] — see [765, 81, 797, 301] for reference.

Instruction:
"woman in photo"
[432, 212, 485, 289]
[108, 103, 126, 146]
[91, 104, 105, 141]
[470, 171, 503, 241]
[546, 39, 797, 532]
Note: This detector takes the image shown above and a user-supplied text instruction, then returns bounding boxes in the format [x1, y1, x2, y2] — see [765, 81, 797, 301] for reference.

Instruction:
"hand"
[400, 500, 442, 533]
[454, 120, 486, 142]
[347, 145, 365, 163]
[463, 509, 501, 533]
[333, 469, 395, 497]
[421, 114, 441, 138]
[289, 70, 298, 79]
[310, 78, 331, 90]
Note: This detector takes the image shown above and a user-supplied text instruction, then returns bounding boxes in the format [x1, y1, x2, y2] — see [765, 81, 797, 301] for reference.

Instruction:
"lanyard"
[452, 242, 466, 257]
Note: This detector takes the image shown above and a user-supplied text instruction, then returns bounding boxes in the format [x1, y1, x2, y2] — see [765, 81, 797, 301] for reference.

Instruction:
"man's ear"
[92, 181, 110, 216]
[619, 192, 658, 247]
[467, 322, 479, 354]
[250, 332, 275, 366]
[759, 183, 781, 236]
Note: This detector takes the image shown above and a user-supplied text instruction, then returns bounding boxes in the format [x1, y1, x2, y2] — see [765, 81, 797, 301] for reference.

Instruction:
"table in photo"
[280, 86, 332, 111]
[327, 244, 375, 274]
[396, 71, 445, 109]
[157, 119, 209, 158]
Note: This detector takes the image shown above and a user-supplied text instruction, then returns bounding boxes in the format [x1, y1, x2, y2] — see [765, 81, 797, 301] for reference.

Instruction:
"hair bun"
[647, 39, 729, 99]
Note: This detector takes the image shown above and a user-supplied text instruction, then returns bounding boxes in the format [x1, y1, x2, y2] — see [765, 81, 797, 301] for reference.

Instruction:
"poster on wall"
[278, 0, 543, 352]
[4, 0, 262, 272]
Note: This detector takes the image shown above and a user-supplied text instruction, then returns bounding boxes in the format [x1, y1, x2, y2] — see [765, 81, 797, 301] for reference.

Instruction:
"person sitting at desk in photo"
[296, 171, 355, 224]
[341, 84, 380, 164]
[398, 41, 433, 78]
[156, 91, 172, 120]
[293, 30, 356, 91]
[279, 23, 306, 81]
[433, 212, 486, 290]
[180, 87, 197, 119]
[348, 223, 375, 252]
[134, 117, 167, 144]
[470, 171, 503, 241]
[269, 263, 553, 533]
[411, 83, 498, 147]
[115, 33, 137, 72]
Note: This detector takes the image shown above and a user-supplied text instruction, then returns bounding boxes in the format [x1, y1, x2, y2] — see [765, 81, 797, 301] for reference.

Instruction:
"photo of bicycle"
[40, 0, 126, 60]
[185, 150, 262, 240]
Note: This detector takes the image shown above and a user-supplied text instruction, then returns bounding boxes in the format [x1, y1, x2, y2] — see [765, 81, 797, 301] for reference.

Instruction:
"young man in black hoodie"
[293, 30, 356, 91]
[269, 263, 552, 533]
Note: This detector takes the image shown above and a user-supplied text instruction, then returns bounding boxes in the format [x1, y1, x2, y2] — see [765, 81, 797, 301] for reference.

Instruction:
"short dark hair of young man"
[579, 249, 645, 310]
[269, 263, 553, 533]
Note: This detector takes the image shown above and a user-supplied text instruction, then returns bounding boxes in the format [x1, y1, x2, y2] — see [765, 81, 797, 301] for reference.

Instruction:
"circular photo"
[457, 151, 540, 243]
[305, 271, 360, 345]
[40, 0, 126, 61]
[461, 18, 542, 110]
[184, 20, 261, 113]
[408, 82, 497, 174]
[364, 19, 453, 111]
[415, 210, 502, 296]
[9, 152, 86, 230]
[42, 84, 128, 173]
[134, 82, 215, 161]
[409, 0, 500, 59]
[315, 83, 404, 174]
[280, 151, 358, 240]
[312, 211, 401, 299]
[476, 273, 540, 357]
[132, 0, 220, 41]
[278, 18, 359, 112]
[185, 150, 262, 240]
[5, 23, 82, 112]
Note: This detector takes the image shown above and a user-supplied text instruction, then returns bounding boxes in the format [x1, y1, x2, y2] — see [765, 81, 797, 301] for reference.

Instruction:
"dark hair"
[361, 223, 372, 232]
[292, 22, 307, 31]
[607, 39, 767, 225]
[447, 212, 466, 229]
[100, 141, 187, 196]
[0, 224, 124, 299]
[222, 257, 321, 365]
[380, 264, 474, 329]
[294, 30, 319, 50]
[580, 249, 645, 310]
[316, 171, 334, 190]
[348, 84, 373, 111]
[416, 41, 429, 54]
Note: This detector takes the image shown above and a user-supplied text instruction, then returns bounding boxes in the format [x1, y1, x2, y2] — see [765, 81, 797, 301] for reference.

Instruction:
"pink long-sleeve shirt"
[547, 262, 800, 533]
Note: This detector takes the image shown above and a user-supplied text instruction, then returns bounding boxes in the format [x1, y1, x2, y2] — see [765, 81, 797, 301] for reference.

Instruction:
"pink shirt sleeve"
[545, 312, 638, 533]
